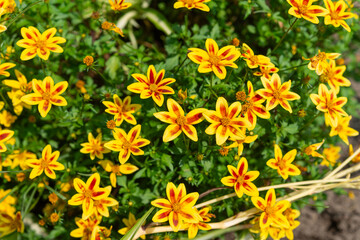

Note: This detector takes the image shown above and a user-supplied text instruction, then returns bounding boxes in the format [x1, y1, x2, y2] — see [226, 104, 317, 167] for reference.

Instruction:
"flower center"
[42, 92, 52, 101]
[176, 116, 187, 126]
[298, 5, 308, 14]
[278, 160, 286, 170]
[236, 175, 245, 184]
[208, 54, 221, 66]
[330, 11, 339, 20]
[122, 140, 132, 149]
[149, 84, 158, 92]
[112, 165, 120, 174]
[172, 202, 181, 212]
[40, 159, 49, 168]
[264, 206, 275, 215]
[84, 189, 93, 198]
[326, 101, 333, 110]
[36, 40, 46, 49]
[335, 124, 343, 132]
[317, 52, 326, 61]
[241, 99, 253, 115]
[185, 0, 194, 5]
[273, 90, 281, 99]
[249, 55, 258, 64]
[220, 117, 230, 126]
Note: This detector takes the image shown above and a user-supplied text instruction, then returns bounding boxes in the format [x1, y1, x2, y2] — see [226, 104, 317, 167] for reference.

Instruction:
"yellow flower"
[5, 150, 37, 169]
[321, 145, 341, 166]
[253, 66, 279, 79]
[287, 0, 328, 24]
[304, 50, 340, 75]
[329, 116, 358, 145]
[0, 189, 16, 214]
[109, 0, 132, 11]
[16, 27, 66, 61]
[80, 132, 111, 160]
[83, 56, 94, 66]
[127, 65, 175, 106]
[282, 207, 301, 240]
[257, 73, 300, 113]
[70, 215, 102, 239]
[68, 173, 111, 220]
[266, 144, 301, 180]
[98, 160, 138, 187]
[324, 0, 357, 32]
[0, 60, 15, 77]
[304, 139, 325, 159]
[174, 0, 211, 12]
[221, 157, 260, 198]
[101, 21, 124, 37]
[50, 212, 59, 223]
[26, 144, 65, 179]
[103, 95, 141, 126]
[226, 128, 258, 156]
[241, 43, 274, 69]
[118, 213, 146, 239]
[320, 59, 351, 94]
[154, 98, 206, 142]
[104, 125, 150, 164]
[92, 196, 118, 218]
[0, 110, 17, 127]
[183, 207, 214, 239]
[0, 129, 14, 153]
[188, 39, 241, 79]
[21, 76, 68, 118]
[48, 193, 59, 205]
[0, 211, 24, 237]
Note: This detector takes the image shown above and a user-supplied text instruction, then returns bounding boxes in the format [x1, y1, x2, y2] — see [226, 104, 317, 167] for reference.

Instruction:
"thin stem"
[6, 1, 43, 28]
[279, 62, 308, 72]
[298, 112, 321, 133]
[43, 182, 67, 201]
[272, 18, 298, 53]
[92, 67, 110, 85]
[174, 56, 188, 74]
[208, 75, 219, 98]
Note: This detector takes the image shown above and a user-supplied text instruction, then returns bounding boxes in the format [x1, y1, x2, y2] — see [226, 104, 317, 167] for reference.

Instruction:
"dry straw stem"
[133, 147, 360, 239]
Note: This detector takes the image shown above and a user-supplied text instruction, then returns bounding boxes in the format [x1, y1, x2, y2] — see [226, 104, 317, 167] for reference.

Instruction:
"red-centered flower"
[70, 215, 102, 239]
[154, 98, 206, 142]
[0, 129, 14, 152]
[241, 81, 270, 130]
[304, 139, 325, 159]
[174, 0, 211, 12]
[26, 144, 65, 179]
[0, 211, 24, 237]
[253, 66, 279, 79]
[329, 116, 359, 145]
[92, 197, 118, 218]
[109, 0, 132, 11]
[324, 0, 357, 32]
[310, 83, 347, 127]
[266, 144, 301, 180]
[251, 188, 290, 229]
[241, 43, 274, 69]
[304, 50, 341, 75]
[184, 207, 214, 239]
[98, 160, 138, 187]
[104, 125, 150, 164]
[188, 38, 241, 79]
[0, 60, 15, 77]
[321, 59, 351, 94]
[103, 95, 141, 126]
[257, 73, 300, 113]
[80, 133, 111, 160]
[21, 76, 68, 118]
[226, 128, 258, 156]
[221, 157, 260, 198]
[203, 97, 250, 146]
[127, 65, 175, 107]
[287, 0, 328, 24]
[151, 182, 202, 232]
[68, 173, 111, 220]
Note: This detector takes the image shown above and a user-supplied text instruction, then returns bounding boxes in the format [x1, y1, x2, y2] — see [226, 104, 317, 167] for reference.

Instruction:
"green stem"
[153, 102, 160, 112]
[92, 67, 110, 85]
[174, 56, 188, 74]
[43, 182, 67, 200]
[182, 133, 190, 154]
[298, 112, 321, 133]
[0, 90, 10, 108]
[130, 155, 144, 168]
[208, 75, 219, 99]
[184, 12, 189, 38]
[272, 18, 298, 53]
[22, 183, 37, 218]
[279, 62, 308, 72]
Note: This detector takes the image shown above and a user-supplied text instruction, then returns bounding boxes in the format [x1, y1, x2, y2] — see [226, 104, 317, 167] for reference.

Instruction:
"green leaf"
[161, 154, 174, 171]
[120, 207, 155, 240]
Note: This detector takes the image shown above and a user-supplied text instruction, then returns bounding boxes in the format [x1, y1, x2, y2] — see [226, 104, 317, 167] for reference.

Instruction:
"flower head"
[304, 50, 340, 75]
[253, 66, 279, 79]
[320, 59, 351, 93]
[221, 157, 260, 198]
[251, 188, 290, 229]
[80, 133, 111, 160]
[203, 97, 250, 145]
[257, 73, 300, 113]
[104, 125, 150, 164]
[4, 150, 36, 170]
[287, 0, 328, 24]
[101, 21, 124, 36]
[92, 196, 118, 218]
[0, 211, 24, 237]
[21, 76, 68, 118]
[0, 110, 17, 127]
[183, 207, 214, 239]
[310, 84, 347, 127]
[70, 215, 102, 239]
[174, 0, 211, 12]
[151, 182, 202, 232]
[16, 27, 66, 61]
[266, 144, 301, 180]
[109, 0, 132, 11]
[83, 56, 94, 66]
[154, 98, 205, 142]
[324, 0, 357, 32]
[26, 144, 65, 179]
[0, 129, 14, 153]
[329, 116, 358, 145]
[304, 139, 325, 158]
[103, 95, 141, 126]
[349, 144, 360, 163]
[118, 213, 145, 239]
[226, 128, 258, 156]
[0, 60, 15, 77]
[188, 39, 241, 79]
[68, 173, 111, 219]
[321, 145, 341, 166]
[241, 43, 274, 69]
[128, 65, 175, 106]
[98, 160, 138, 187]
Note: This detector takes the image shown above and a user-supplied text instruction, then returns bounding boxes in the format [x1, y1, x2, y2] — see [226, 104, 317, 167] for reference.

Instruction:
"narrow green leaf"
[121, 207, 155, 240]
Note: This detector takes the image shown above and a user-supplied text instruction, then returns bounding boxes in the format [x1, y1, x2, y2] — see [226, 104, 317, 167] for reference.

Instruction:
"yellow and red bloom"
[16, 27, 66, 61]
[304, 139, 325, 159]
[320, 59, 351, 93]
[103, 95, 141, 126]
[0, 61, 15, 77]
[241, 81, 271, 130]
[0, 110, 17, 127]
[329, 116, 359, 145]
[257, 73, 300, 113]
[98, 160, 138, 187]
[109, 0, 132, 11]
[5, 150, 36, 169]
[154, 98, 205, 142]
[349, 144, 360, 163]
[287, 0, 328, 24]
[183, 207, 214, 239]
[26, 144, 65, 179]
[128, 65, 175, 106]
[0, 189, 16, 214]
[104, 125, 150, 164]
[251, 188, 290, 229]
[221, 157, 260, 198]
[304, 50, 341, 75]
[21, 76, 68, 118]
[92, 197, 118, 218]
[226, 128, 258, 156]
[282, 207, 301, 240]
[267, 144, 301, 180]
[310, 84, 347, 127]
[324, 0, 357, 32]
[68, 173, 111, 220]
[80, 133, 111, 160]
[70, 215, 102, 239]
[321, 145, 341, 166]
[0, 129, 14, 153]
[253, 66, 279, 79]
[241, 43, 274, 69]
[0, 211, 24, 237]
[151, 182, 202, 232]
[174, 0, 211, 12]
[118, 213, 145, 239]
[188, 39, 241, 80]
